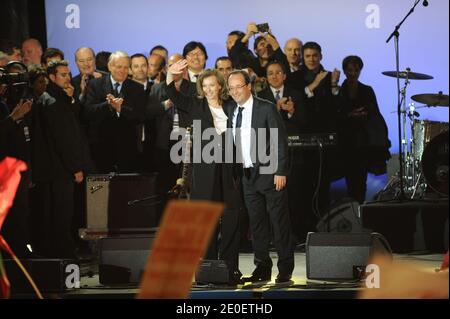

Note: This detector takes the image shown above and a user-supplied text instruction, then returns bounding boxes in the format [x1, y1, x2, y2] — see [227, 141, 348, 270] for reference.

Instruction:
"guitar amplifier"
[86, 173, 158, 231]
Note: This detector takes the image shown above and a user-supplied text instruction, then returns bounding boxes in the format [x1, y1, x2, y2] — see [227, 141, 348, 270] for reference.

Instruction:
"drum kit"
[383, 70, 449, 198]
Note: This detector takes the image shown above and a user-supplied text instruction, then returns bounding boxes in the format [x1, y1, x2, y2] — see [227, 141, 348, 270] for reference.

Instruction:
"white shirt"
[232, 95, 254, 168]
[270, 85, 284, 100]
[270, 85, 293, 119]
[110, 76, 122, 94]
[208, 106, 228, 135]
[110, 76, 123, 117]
[188, 69, 201, 83]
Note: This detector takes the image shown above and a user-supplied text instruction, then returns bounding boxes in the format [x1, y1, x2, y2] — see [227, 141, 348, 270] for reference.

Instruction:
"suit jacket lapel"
[105, 76, 113, 96]
[202, 99, 214, 128]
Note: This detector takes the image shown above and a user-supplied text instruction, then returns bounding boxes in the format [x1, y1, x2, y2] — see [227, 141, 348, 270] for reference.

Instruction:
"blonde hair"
[196, 69, 228, 102]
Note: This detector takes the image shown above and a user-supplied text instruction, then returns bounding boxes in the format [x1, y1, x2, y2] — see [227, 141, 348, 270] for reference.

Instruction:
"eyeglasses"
[228, 83, 247, 92]
[267, 70, 284, 76]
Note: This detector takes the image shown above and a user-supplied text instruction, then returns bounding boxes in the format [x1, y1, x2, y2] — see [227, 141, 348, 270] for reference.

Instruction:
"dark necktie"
[235, 107, 244, 129]
[235, 107, 244, 165]
[275, 90, 281, 102]
[113, 82, 120, 97]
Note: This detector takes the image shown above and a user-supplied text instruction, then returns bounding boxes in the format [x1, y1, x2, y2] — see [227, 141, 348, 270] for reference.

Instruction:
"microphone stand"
[385, 0, 422, 200]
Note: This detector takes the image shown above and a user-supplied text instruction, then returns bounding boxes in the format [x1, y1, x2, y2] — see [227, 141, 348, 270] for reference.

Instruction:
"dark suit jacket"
[31, 83, 84, 182]
[229, 41, 290, 77]
[224, 96, 289, 177]
[257, 85, 308, 135]
[287, 65, 340, 133]
[84, 75, 146, 173]
[71, 70, 108, 104]
[147, 80, 196, 150]
[166, 82, 240, 205]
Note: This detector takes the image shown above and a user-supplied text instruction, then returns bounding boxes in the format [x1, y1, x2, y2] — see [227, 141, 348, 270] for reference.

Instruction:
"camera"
[256, 23, 270, 33]
[0, 68, 30, 86]
[0, 61, 33, 105]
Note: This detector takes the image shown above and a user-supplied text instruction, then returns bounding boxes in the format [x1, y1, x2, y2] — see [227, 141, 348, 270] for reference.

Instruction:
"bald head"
[168, 54, 185, 81]
[75, 47, 96, 75]
[168, 53, 183, 65]
[284, 38, 303, 70]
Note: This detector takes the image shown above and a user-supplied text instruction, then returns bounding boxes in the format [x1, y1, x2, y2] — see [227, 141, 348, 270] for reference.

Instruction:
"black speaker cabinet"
[306, 232, 391, 281]
[316, 198, 365, 233]
[99, 236, 155, 285]
[360, 201, 448, 253]
[86, 173, 158, 230]
[3, 259, 78, 293]
[195, 260, 229, 284]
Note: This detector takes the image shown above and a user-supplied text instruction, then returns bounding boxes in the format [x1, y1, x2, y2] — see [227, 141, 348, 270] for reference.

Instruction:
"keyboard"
[288, 133, 338, 148]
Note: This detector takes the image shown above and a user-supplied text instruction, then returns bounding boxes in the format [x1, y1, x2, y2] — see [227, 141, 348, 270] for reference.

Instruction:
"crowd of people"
[0, 22, 391, 285]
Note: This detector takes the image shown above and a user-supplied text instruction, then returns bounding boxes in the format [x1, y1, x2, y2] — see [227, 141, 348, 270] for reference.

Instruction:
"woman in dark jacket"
[338, 55, 391, 203]
[166, 60, 243, 285]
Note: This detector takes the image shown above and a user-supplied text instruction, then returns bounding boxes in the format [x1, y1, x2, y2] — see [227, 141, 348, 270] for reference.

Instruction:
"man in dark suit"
[84, 51, 146, 173]
[257, 61, 307, 135]
[71, 47, 105, 104]
[31, 60, 85, 258]
[227, 70, 295, 284]
[258, 61, 308, 243]
[286, 42, 341, 243]
[146, 53, 196, 220]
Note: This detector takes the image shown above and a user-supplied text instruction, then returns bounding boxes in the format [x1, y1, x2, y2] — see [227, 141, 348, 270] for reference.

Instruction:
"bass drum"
[422, 130, 449, 196]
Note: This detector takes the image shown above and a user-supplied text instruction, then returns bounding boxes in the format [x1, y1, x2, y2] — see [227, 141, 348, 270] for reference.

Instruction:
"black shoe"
[228, 270, 244, 286]
[243, 267, 272, 283]
[275, 273, 292, 284]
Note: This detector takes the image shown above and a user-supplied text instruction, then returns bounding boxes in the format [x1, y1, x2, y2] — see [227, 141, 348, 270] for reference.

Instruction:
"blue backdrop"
[45, 0, 449, 200]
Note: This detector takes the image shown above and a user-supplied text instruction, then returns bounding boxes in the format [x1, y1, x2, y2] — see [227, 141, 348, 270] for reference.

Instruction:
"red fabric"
[0, 157, 26, 299]
[0, 157, 27, 229]
[441, 251, 449, 271]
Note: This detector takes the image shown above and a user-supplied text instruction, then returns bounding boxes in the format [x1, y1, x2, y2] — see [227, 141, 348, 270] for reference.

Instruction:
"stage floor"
[51, 251, 444, 299]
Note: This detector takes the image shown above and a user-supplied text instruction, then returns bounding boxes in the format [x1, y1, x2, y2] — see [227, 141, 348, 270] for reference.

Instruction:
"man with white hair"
[283, 38, 303, 72]
[21, 38, 43, 66]
[84, 51, 146, 173]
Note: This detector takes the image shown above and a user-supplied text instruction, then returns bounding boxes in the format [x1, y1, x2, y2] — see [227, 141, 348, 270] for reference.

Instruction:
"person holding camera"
[228, 22, 290, 83]
[0, 62, 34, 258]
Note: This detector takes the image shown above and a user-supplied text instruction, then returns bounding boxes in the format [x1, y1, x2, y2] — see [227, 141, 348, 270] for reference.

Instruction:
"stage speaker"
[3, 259, 78, 293]
[99, 236, 155, 285]
[195, 260, 229, 284]
[306, 232, 392, 281]
[316, 198, 365, 233]
[86, 173, 158, 230]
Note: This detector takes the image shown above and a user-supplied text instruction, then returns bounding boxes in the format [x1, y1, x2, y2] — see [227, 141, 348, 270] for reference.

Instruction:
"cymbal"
[382, 71, 433, 80]
[411, 93, 449, 107]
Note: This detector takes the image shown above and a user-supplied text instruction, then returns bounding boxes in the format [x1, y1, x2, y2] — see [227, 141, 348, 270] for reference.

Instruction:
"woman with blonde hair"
[166, 60, 243, 285]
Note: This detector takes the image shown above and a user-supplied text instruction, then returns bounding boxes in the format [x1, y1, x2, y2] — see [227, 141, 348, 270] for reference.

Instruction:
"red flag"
[0, 157, 27, 229]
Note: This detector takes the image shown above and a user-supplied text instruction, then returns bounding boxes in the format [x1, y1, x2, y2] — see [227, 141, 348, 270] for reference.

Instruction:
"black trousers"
[242, 169, 294, 276]
[31, 179, 76, 258]
[2, 170, 31, 258]
[204, 164, 241, 273]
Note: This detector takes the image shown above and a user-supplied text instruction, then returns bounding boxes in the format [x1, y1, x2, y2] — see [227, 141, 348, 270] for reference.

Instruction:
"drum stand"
[385, 0, 428, 201]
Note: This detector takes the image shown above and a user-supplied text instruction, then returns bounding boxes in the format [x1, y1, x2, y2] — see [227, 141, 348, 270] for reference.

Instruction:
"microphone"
[422, 0, 429, 7]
